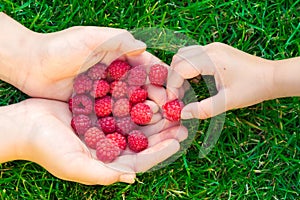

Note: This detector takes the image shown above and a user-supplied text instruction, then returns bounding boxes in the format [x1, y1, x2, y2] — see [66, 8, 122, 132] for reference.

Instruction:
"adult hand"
[3, 98, 186, 185]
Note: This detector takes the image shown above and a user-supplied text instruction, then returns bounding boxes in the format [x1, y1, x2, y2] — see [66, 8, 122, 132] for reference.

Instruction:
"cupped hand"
[15, 98, 186, 184]
[19, 26, 146, 101]
[169, 42, 274, 119]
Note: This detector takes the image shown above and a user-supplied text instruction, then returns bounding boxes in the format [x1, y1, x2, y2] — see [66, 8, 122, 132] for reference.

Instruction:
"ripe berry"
[112, 98, 131, 117]
[115, 117, 137, 135]
[149, 64, 168, 86]
[84, 127, 106, 149]
[162, 99, 184, 121]
[106, 132, 127, 150]
[98, 116, 116, 134]
[127, 130, 148, 152]
[96, 138, 121, 163]
[73, 74, 93, 94]
[107, 60, 131, 80]
[71, 94, 93, 115]
[127, 66, 147, 86]
[94, 96, 113, 117]
[71, 114, 92, 136]
[90, 79, 110, 98]
[87, 62, 107, 80]
[130, 103, 153, 125]
[128, 87, 148, 104]
[110, 81, 127, 99]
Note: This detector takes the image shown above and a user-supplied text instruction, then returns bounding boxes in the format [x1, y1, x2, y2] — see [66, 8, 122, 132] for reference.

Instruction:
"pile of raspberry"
[69, 60, 184, 163]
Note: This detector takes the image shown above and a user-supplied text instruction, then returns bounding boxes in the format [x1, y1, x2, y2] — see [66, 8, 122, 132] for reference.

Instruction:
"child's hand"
[169, 43, 275, 119]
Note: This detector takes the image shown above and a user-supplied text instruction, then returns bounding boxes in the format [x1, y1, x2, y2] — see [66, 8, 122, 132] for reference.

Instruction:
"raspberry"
[115, 117, 137, 135]
[90, 79, 110, 98]
[94, 96, 113, 117]
[106, 132, 127, 150]
[71, 114, 92, 136]
[162, 99, 184, 121]
[71, 94, 93, 115]
[127, 130, 148, 152]
[96, 138, 121, 163]
[87, 62, 107, 80]
[107, 60, 131, 80]
[68, 98, 73, 112]
[73, 74, 93, 94]
[127, 66, 147, 86]
[84, 127, 105, 149]
[98, 116, 116, 134]
[149, 64, 168, 86]
[128, 87, 148, 104]
[130, 103, 153, 125]
[110, 81, 127, 99]
[112, 98, 131, 117]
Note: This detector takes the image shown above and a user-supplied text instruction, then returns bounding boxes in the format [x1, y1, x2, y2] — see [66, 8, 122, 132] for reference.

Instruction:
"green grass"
[0, 0, 299, 199]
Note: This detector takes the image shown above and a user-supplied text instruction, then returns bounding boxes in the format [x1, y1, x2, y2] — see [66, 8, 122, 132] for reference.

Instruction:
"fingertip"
[119, 173, 136, 184]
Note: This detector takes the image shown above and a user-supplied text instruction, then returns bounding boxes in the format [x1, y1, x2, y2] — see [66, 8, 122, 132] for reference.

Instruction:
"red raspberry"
[149, 64, 168, 86]
[68, 98, 73, 112]
[112, 98, 131, 117]
[127, 130, 148, 152]
[107, 60, 131, 80]
[71, 94, 93, 115]
[162, 99, 184, 121]
[96, 138, 121, 163]
[84, 127, 106, 149]
[106, 132, 127, 150]
[127, 66, 147, 86]
[128, 87, 148, 104]
[110, 81, 127, 99]
[115, 117, 137, 135]
[130, 103, 153, 125]
[73, 74, 93, 94]
[90, 79, 110, 98]
[87, 62, 107, 80]
[98, 116, 116, 134]
[94, 96, 113, 117]
[71, 114, 92, 136]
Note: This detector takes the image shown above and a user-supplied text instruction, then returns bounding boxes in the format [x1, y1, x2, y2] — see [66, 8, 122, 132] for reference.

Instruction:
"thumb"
[181, 90, 226, 119]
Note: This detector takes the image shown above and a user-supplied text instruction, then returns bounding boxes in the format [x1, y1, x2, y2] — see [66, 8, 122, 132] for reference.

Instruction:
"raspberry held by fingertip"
[162, 99, 184, 121]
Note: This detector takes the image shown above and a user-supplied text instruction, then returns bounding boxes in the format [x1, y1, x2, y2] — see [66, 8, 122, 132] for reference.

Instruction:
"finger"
[134, 139, 180, 172]
[126, 51, 162, 68]
[145, 84, 167, 106]
[181, 89, 226, 119]
[112, 139, 180, 173]
[63, 154, 135, 185]
[148, 113, 162, 124]
[144, 100, 160, 113]
[170, 45, 216, 79]
[148, 125, 188, 146]
[140, 119, 179, 136]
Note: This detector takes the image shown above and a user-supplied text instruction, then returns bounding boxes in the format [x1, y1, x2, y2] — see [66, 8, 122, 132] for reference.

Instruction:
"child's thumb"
[181, 90, 226, 119]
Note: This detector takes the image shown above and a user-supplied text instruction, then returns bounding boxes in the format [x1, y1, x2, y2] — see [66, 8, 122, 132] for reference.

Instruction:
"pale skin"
[0, 13, 186, 185]
[169, 43, 300, 119]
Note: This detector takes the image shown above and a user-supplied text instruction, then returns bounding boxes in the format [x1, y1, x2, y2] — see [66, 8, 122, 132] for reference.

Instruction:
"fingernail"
[181, 110, 193, 119]
[119, 174, 135, 184]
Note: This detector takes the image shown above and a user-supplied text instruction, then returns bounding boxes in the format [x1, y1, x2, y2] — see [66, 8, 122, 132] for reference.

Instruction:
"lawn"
[0, 0, 299, 199]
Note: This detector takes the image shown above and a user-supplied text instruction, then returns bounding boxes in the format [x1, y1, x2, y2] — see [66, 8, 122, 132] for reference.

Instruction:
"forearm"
[272, 57, 300, 98]
[0, 12, 40, 87]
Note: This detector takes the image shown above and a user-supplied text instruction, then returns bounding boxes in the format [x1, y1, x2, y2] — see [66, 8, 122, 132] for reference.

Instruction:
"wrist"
[272, 57, 300, 98]
[0, 13, 43, 89]
[0, 102, 30, 163]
